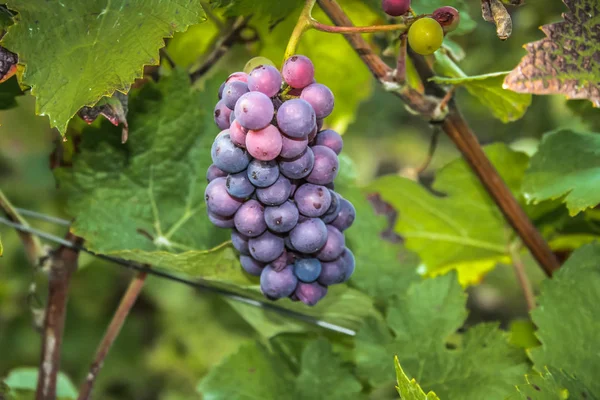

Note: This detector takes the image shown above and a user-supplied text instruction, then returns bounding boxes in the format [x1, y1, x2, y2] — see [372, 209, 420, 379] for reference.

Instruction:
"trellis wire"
[0, 213, 356, 336]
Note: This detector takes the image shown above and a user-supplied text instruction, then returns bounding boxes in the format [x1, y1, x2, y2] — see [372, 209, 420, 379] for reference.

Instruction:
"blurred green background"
[0, 1, 598, 399]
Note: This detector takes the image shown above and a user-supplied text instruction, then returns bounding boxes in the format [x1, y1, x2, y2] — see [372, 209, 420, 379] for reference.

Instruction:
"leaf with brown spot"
[504, 0, 600, 106]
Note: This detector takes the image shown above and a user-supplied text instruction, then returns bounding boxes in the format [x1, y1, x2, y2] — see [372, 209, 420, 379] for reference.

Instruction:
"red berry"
[432, 6, 460, 33]
[382, 0, 411, 17]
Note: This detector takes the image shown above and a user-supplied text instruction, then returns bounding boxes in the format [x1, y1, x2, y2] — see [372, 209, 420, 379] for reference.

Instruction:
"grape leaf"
[0, 234, 3, 256]
[528, 243, 600, 396]
[1, 0, 205, 134]
[55, 70, 248, 282]
[504, 0, 600, 106]
[3, 368, 77, 399]
[411, 0, 476, 35]
[394, 357, 440, 400]
[367, 144, 527, 284]
[512, 368, 596, 400]
[523, 129, 600, 216]
[197, 338, 363, 400]
[211, 0, 302, 22]
[433, 54, 531, 123]
[355, 272, 528, 399]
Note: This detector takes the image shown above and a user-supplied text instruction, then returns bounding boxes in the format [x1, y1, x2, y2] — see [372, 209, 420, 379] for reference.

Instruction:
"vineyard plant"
[1, 0, 599, 399]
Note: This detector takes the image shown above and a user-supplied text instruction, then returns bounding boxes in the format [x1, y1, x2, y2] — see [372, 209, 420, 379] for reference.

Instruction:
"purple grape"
[264, 200, 299, 233]
[230, 110, 236, 124]
[270, 250, 288, 272]
[306, 145, 339, 185]
[293, 258, 322, 283]
[300, 83, 334, 119]
[248, 65, 282, 97]
[276, 99, 316, 138]
[308, 123, 318, 144]
[315, 129, 343, 155]
[321, 190, 341, 223]
[256, 175, 292, 206]
[234, 199, 267, 237]
[285, 236, 296, 251]
[231, 230, 250, 255]
[223, 81, 249, 110]
[316, 118, 324, 131]
[211, 133, 252, 173]
[260, 265, 298, 299]
[206, 164, 227, 182]
[208, 211, 235, 228]
[235, 91, 275, 131]
[226, 71, 248, 83]
[240, 255, 265, 276]
[294, 183, 332, 217]
[282, 55, 315, 89]
[229, 120, 248, 148]
[278, 147, 314, 179]
[246, 125, 282, 161]
[218, 82, 225, 99]
[214, 99, 232, 130]
[205, 177, 244, 217]
[294, 282, 327, 306]
[289, 180, 300, 196]
[330, 198, 356, 232]
[280, 133, 308, 159]
[298, 214, 309, 223]
[249, 231, 285, 263]
[315, 225, 345, 261]
[289, 218, 328, 253]
[247, 159, 280, 188]
[317, 254, 352, 286]
[226, 171, 255, 198]
[339, 247, 355, 282]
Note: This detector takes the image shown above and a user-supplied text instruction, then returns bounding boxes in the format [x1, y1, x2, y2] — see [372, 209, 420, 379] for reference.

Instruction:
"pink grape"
[226, 71, 248, 83]
[246, 124, 283, 161]
[229, 120, 248, 148]
[294, 282, 327, 306]
[248, 65, 282, 97]
[282, 55, 315, 89]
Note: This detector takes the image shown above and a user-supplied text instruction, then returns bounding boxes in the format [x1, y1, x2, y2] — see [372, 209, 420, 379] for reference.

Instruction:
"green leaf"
[411, 0, 476, 35]
[1, 0, 205, 134]
[55, 70, 245, 282]
[512, 368, 596, 400]
[433, 54, 531, 122]
[529, 243, 600, 395]
[0, 234, 3, 256]
[523, 129, 600, 216]
[367, 144, 527, 284]
[211, 0, 303, 22]
[355, 272, 528, 399]
[4, 368, 78, 399]
[0, 75, 23, 110]
[504, 0, 600, 106]
[197, 338, 363, 400]
[394, 357, 440, 400]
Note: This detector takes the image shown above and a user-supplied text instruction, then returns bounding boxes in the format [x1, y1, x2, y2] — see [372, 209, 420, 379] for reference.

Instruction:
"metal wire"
[0, 214, 356, 336]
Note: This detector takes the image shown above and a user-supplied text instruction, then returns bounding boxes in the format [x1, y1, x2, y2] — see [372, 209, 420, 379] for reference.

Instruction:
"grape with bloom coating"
[205, 177, 243, 217]
[211, 133, 252, 173]
[408, 17, 444, 56]
[290, 218, 328, 253]
[248, 65, 282, 97]
[280, 133, 308, 159]
[382, 0, 410, 16]
[240, 255, 265, 276]
[260, 265, 298, 299]
[306, 145, 339, 185]
[294, 282, 328, 306]
[206, 164, 227, 182]
[234, 199, 267, 238]
[282, 55, 315, 89]
[294, 183, 332, 217]
[278, 147, 315, 179]
[226, 171, 255, 199]
[226, 71, 248, 83]
[214, 100, 232, 130]
[256, 175, 292, 206]
[247, 159, 280, 188]
[222, 81, 249, 110]
[315, 225, 345, 261]
[330, 198, 356, 232]
[276, 99, 316, 138]
[229, 120, 247, 148]
[249, 231, 284, 263]
[264, 201, 299, 233]
[315, 129, 343, 155]
[235, 92, 275, 131]
[300, 83, 334, 119]
[231, 230, 250, 255]
[246, 125, 283, 161]
[293, 258, 322, 283]
[208, 211, 235, 229]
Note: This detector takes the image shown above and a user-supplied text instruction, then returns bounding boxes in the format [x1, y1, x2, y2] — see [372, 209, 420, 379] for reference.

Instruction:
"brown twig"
[77, 271, 148, 400]
[416, 126, 441, 176]
[315, 0, 560, 277]
[508, 241, 536, 311]
[395, 34, 407, 84]
[189, 16, 250, 82]
[310, 19, 408, 33]
[36, 232, 83, 400]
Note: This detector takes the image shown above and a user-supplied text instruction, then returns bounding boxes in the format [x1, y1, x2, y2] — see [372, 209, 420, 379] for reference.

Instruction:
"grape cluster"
[206, 55, 356, 306]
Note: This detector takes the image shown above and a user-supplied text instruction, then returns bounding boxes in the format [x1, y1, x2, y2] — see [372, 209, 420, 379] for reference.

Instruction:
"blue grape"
[289, 218, 328, 253]
[264, 200, 299, 233]
[256, 175, 292, 206]
[300, 83, 334, 119]
[293, 258, 322, 283]
[330, 198, 356, 232]
[231, 230, 250, 255]
[278, 147, 314, 179]
[214, 99, 232, 130]
[211, 133, 252, 173]
[234, 199, 267, 237]
[260, 265, 298, 299]
[235, 92, 274, 131]
[315, 225, 345, 261]
[321, 190, 341, 223]
[315, 129, 343, 155]
[248, 65, 282, 97]
[294, 183, 332, 217]
[294, 282, 327, 306]
[223, 81, 249, 110]
[306, 145, 339, 185]
[249, 231, 285, 263]
[205, 177, 243, 217]
[247, 159, 280, 188]
[240, 255, 265, 276]
[208, 211, 235, 228]
[276, 99, 316, 138]
[226, 171, 255, 199]
[206, 164, 227, 182]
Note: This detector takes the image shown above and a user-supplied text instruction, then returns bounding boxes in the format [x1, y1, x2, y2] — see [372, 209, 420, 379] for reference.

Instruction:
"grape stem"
[283, 0, 316, 62]
[310, 19, 408, 34]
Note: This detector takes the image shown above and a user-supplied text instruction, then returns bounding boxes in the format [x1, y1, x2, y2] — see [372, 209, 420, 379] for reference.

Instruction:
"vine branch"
[78, 271, 148, 400]
[315, 0, 560, 276]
